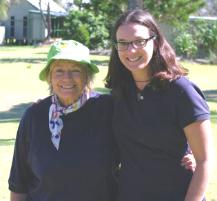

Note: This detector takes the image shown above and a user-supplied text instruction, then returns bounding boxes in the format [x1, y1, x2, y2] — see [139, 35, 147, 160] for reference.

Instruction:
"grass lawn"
[0, 46, 216, 200]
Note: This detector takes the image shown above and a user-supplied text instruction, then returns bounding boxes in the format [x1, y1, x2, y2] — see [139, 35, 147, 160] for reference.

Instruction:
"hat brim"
[39, 58, 99, 81]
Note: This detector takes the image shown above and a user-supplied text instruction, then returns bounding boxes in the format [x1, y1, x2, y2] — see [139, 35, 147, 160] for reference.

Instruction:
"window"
[23, 16, 27, 38]
[10, 16, 15, 37]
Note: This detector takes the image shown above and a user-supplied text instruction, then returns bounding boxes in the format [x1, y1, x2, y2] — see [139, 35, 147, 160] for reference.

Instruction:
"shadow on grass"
[35, 52, 47, 55]
[0, 102, 32, 124]
[204, 90, 217, 103]
[1, 58, 108, 66]
[91, 59, 109, 66]
[0, 139, 15, 146]
[0, 103, 32, 146]
[0, 58, 46, 64]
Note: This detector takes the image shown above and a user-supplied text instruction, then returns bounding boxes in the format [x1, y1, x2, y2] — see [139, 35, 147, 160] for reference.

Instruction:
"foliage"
[190, 20, 217, 51]
[70, 0, 126, 35]
[63, 0, 205, 49]
[72, 0, 126, 18]
[174, 19, 217, 63]
[209, 50, 217, 64]
[0, 0, 21, 20]
[0, 0, 9, 20]
[174, 28, 197, 59]
[69, 0, 205, 27]
[143, 0, 205, 26]
[62, 10, 109, 49]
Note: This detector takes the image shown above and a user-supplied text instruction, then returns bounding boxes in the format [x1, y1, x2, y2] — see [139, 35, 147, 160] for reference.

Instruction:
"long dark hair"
[105, 9, 188, 98]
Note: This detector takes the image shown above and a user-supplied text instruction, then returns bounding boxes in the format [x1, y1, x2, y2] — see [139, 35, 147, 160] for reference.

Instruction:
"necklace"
[135, 80, 150, 83]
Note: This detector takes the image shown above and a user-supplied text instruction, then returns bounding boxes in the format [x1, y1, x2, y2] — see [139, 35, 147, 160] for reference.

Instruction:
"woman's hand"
[10, 192, 27, 201]
[181, 153, 196, 172]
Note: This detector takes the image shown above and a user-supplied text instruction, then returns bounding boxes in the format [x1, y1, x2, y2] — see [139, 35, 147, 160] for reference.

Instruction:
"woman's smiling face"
[50, 60, 87, 106]
[116, 23, 155, 76]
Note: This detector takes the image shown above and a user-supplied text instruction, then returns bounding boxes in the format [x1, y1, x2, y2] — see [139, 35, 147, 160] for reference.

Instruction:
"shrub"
[61, 10, 109, 49]
[174, 30, 197, 59]
[174, 19, 217, 63]
[191, 20, 217, 51]
[209, 50, 217, 64]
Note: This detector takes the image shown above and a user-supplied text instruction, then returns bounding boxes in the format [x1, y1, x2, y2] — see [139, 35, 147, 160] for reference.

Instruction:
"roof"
[29, 10, 67, 17]
[189, 15, 217, 21]
[27, 0, 67, 14]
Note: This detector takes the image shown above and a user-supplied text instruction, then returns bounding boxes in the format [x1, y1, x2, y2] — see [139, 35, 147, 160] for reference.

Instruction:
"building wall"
[2, 0, 46, 43]
[28, 12, 46, 42]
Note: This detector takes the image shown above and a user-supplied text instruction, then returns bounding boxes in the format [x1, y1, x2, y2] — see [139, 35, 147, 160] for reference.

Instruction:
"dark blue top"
[112, 77, 210, 201]
[9, 94, 119, 201]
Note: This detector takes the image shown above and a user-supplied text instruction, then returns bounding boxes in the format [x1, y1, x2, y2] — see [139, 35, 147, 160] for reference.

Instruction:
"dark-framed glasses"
[114, 35, 156, 51]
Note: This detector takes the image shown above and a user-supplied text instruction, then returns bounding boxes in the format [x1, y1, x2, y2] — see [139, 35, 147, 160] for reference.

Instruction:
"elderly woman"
[8, 40, 118, 201]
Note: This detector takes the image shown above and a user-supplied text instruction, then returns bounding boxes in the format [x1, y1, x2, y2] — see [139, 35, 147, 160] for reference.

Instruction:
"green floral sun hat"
[39, 40, 99, 81]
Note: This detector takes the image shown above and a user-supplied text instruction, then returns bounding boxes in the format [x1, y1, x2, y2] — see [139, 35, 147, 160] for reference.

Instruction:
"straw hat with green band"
[39, 40, 99, 81]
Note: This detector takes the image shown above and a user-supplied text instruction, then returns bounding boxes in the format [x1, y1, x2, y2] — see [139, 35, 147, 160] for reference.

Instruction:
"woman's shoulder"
[84, 91, 114, 115]
[171, 77, 204, 95]
[170, 76, 206, 101]
[24, 96, 51, 117]
[17, 96, 51, 130]
[172, 76, 193, 89]
[88, 91, 113, 104]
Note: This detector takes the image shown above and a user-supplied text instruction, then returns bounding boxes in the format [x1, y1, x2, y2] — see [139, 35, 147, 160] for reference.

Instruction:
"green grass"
[0, 46, 216, 200]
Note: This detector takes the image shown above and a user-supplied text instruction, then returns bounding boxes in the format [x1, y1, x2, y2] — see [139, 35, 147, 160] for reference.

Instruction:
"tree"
[0, 0, 9, 20]
[63, 10, 109, 49]
[71, 0, 127, 37]
[71, 0, 205, 26]
[0, 0, 20, 20]
[46, 2, 51, 40]
[38, 0, 62, 41]
[142, 0, 205, 25]
[39, 0, 52, 40]
[62, 0, 206, 48]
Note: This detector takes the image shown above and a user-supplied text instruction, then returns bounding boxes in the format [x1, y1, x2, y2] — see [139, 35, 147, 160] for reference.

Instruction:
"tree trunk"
[39, 0, 52, 41]
[128, 0, 143, 10]
[46, 2, 52, 40]
[39, 0, 47, 28]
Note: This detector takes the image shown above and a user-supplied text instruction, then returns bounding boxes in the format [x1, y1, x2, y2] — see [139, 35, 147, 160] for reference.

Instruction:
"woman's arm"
[184, 120, 214, 201]
[10, 191, 27, 201]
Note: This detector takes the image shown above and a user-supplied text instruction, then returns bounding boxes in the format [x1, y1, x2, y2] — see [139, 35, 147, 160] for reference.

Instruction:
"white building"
[0, 0, 67, 44]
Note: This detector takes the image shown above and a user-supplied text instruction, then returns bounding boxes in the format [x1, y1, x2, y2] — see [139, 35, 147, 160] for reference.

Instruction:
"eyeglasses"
[114, 35, 156, 51]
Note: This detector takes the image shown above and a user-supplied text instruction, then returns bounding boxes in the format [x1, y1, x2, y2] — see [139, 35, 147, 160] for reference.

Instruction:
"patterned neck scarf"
[49, 91, 96, 150]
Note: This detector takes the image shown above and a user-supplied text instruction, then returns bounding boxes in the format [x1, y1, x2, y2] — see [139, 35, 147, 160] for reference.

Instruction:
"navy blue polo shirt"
[9, 94, 119, 201]
[112, 77, 209, 201]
